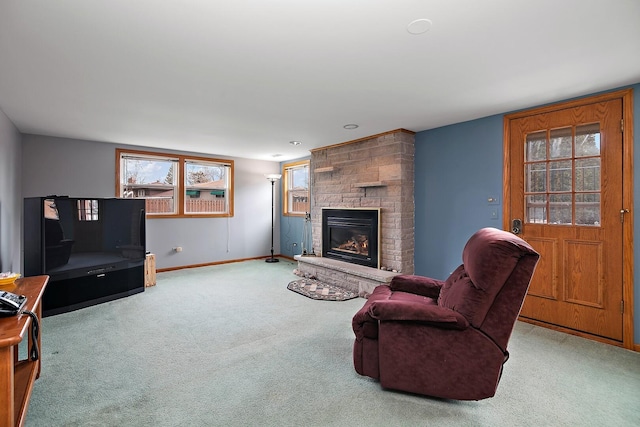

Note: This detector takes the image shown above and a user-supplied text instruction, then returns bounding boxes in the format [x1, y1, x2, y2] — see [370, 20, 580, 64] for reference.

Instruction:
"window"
[77, 199, 99, 221]
[117, 149, 234, 218]
[184, 159, 231, 214]
[283, 160, 310, 216]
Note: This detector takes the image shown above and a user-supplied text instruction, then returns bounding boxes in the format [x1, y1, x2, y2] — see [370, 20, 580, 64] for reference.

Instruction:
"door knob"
[511, 219, 522, 235]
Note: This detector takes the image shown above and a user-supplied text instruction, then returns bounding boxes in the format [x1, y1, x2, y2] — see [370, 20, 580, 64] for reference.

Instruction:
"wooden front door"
[505, 93, 629, 343]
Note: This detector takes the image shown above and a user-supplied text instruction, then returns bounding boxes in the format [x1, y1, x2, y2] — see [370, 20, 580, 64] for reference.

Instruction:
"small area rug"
[287, 278, 358, 301]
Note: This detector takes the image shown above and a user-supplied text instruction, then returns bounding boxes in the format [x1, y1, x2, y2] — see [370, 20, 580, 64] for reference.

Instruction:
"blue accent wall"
[280, 214, 306, 258]
[415, 83, 640, 344]
[415, 114, 504, 279]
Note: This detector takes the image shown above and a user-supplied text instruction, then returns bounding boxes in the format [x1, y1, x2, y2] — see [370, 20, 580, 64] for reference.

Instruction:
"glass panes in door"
[524, 123, 601, 226]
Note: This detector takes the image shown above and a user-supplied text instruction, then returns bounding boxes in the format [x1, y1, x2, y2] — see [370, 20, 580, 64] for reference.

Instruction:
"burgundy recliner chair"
[352, 227, 539, 400]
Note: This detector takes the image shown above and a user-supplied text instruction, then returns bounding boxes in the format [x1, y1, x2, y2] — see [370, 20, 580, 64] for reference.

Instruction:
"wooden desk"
[0, 275, 48, 427]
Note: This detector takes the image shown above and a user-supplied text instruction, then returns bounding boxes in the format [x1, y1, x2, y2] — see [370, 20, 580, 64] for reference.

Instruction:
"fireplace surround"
[322, 208, 379, 269]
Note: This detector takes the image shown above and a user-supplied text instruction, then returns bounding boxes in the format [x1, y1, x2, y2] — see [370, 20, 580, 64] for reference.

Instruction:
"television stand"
[43, 264, 144, 317]
[0, 275, 48, 426]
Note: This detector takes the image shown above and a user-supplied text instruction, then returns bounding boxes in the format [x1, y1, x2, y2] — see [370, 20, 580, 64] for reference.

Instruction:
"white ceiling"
[1, 1, 639, 162]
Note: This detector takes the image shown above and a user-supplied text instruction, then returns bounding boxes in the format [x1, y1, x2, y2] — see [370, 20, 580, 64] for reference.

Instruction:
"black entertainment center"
[24, 196, 146, 316]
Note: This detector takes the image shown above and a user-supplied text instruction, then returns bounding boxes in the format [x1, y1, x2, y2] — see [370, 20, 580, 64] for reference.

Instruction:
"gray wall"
[21, 134, 282, 270]
[0, 107, 22, 272]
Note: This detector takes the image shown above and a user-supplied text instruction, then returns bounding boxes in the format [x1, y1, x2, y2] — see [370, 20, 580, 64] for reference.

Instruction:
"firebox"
[321, 208, 380, 268]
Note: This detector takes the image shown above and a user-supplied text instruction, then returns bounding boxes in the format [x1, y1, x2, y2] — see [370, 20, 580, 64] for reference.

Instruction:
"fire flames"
[335, 234, 369, 255]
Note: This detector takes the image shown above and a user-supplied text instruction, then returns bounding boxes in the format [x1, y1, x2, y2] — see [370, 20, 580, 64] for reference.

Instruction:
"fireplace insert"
[321, 208, 379, 268]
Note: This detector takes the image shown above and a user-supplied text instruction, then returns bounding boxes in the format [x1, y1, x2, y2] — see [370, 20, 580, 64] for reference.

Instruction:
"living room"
[1, 1, 640, 425]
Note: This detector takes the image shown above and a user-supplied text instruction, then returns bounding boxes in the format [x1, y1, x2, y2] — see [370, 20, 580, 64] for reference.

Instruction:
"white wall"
[0, 108, 22, 272]
[22, 134, 282, 270]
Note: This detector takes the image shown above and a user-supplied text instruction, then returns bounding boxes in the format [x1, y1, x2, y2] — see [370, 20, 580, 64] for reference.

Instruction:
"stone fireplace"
[295, 129, 415, 296]
[310, 129, 415, 274]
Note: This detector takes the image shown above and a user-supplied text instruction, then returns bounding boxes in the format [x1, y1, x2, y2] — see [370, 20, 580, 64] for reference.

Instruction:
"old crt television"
[24, 196, 146, 281]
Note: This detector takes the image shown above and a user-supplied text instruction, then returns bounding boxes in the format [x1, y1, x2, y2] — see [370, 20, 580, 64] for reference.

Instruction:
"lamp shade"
[265, 173, 282, 181]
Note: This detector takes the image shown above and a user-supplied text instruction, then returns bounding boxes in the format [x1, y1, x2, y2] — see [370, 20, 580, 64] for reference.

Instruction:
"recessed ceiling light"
[289, 140, 302, 146]
[272, 154, 283, 158]
[343, 124, 359, 130]
[407, 18, 432, 35]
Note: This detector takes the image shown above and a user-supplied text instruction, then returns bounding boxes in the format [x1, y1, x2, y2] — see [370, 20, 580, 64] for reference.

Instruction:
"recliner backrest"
[438, 228, 539, 334]
[478, 251, 539, 350]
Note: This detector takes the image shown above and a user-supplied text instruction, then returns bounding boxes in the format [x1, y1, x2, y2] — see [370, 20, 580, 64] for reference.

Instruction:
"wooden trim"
[156, 255, 285, 273]
[309, 128, 415, 153]
[622, 89, 635, 350]
[502, 116, 512, 232]
[115, 149, 121, 198]
[504, 88, 635, 349]
[504, 89, 633, 120]
[149, 213, 233, 219]
[282, 159, 310, 216]
[283, 159, 310, 169]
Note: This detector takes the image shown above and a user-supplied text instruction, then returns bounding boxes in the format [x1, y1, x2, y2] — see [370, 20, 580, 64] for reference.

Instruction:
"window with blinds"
[119, 152, 179, 215]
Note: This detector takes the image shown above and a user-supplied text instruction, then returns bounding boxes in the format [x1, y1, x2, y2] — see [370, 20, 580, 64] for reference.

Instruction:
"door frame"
[503, 88, 635, 350]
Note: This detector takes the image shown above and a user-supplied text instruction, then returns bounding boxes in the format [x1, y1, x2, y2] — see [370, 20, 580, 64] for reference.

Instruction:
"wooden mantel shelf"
[314, 166, 335, 173]
[354, 181, 386, 188]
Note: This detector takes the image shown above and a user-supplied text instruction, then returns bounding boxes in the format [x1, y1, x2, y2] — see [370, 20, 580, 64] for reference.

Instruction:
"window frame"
[282, 159, 310, 217]
[523, 123, 601, 226]
[116, 148, 234, 218]
[77, 199, 100, 221]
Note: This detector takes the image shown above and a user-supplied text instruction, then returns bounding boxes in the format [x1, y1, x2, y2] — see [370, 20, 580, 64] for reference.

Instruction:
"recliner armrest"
[368, 300, 469, 330]
[390, 275, 444, 299]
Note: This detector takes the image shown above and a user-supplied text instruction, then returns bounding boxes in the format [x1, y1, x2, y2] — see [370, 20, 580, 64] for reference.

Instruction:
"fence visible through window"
[144, 198, 227, 214]
[117, 148, 234, 217]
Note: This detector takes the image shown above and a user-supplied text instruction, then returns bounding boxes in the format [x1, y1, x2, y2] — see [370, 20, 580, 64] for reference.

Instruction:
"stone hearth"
[294, 255, 399, 297]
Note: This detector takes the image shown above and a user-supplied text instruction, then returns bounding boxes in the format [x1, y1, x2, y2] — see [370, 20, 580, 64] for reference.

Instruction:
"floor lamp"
[265, 173, 282, 263]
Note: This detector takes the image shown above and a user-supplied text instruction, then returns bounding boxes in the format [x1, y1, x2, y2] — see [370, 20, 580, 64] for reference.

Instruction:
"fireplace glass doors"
[321, 208, 379, 268]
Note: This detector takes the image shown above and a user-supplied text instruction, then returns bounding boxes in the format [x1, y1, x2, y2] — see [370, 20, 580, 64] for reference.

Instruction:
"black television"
[24, 196, 146, 281]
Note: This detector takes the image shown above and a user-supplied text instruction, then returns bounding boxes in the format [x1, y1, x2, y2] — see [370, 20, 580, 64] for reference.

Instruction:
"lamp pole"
[265, 174, 282, 263]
